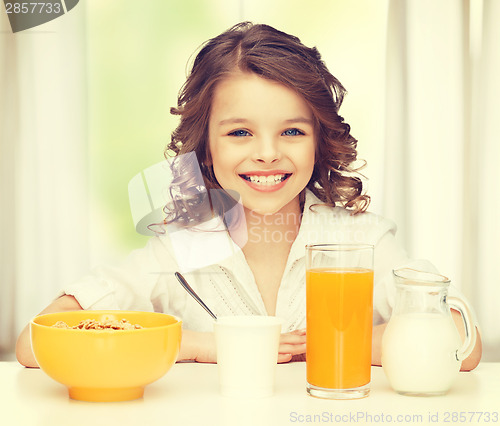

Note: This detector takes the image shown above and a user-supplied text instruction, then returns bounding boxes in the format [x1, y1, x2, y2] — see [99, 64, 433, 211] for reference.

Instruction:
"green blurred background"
[85, 0, 387, 259]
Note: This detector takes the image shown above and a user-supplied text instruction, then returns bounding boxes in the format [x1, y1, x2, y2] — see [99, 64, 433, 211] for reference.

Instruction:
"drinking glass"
[306, 244, 374, 399]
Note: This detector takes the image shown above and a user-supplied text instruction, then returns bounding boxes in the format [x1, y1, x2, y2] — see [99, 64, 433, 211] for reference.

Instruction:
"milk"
[382, 313, 462, 395]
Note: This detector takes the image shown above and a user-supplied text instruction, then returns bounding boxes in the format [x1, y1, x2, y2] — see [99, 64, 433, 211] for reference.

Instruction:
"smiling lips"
[239, 172, 292, 192]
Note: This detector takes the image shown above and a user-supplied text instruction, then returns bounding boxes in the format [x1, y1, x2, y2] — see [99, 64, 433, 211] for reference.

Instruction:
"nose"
[252, 137, 281, 164]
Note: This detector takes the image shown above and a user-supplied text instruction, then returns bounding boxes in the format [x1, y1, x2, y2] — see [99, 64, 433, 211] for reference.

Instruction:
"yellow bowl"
[31, 310, 182, 402]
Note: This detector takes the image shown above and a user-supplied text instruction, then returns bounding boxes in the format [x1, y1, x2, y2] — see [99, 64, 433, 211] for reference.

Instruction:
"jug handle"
[447, 296, 477, 362]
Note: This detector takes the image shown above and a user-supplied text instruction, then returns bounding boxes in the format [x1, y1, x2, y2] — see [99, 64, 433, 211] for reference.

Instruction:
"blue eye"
[282, 128, 304, 136]
[228, 129, 251, 137]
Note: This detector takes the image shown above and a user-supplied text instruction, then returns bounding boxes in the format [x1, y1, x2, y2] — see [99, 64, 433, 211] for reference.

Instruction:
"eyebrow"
[283, 117, 314, 125]
[218, 117, 313, 126]
[218, 118, 250, 126]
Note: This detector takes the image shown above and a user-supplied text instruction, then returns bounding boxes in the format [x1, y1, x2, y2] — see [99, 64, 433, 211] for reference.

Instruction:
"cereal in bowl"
[52, 319, 143, 330]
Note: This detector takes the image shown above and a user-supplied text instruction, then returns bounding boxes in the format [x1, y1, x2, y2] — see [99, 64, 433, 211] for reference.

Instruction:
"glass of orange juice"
[306, 244, 374, 399]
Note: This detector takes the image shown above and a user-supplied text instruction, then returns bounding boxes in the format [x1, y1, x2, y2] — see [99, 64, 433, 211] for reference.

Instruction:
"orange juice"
[306, 267, 374, 389]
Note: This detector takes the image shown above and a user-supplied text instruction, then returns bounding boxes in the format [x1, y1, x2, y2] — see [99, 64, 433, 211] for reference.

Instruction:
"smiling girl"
[16, 22, 481, 369]
[207, 72, 316, 317]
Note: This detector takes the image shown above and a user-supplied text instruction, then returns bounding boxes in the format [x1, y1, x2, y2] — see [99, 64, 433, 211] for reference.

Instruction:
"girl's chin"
[244, 206, 282, 216]
[242, 195, 301, 217]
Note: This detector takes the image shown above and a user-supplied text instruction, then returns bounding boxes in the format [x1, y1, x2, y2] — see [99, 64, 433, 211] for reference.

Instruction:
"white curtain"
[384, 0, 500, 359]
[0, 7, 89, 356]
[474, 0, 500, 358]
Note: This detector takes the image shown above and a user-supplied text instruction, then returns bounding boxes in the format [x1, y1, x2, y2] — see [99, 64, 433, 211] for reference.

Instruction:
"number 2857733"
[5, 2, 62, 14]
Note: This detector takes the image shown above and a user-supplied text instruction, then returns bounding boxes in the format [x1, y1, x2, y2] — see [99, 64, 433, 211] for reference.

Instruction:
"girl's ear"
[204, 150, 213, 167]
[313, 129, 321, 164]
[314, 147, 320, 165]
[200, 154, 213, 180]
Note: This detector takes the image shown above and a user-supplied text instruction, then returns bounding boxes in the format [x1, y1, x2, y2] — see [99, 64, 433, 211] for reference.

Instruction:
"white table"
[1, 362, 499, 426]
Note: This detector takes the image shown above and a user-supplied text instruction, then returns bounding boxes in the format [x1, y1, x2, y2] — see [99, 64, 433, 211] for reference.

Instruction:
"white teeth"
[247, 174, 287, 185]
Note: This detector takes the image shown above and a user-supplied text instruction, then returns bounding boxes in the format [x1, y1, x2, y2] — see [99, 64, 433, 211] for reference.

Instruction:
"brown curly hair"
[166, 21, 369, 223]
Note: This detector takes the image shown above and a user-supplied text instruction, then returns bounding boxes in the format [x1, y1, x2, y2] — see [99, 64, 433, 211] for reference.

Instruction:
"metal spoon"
[175, 272, 218, 321]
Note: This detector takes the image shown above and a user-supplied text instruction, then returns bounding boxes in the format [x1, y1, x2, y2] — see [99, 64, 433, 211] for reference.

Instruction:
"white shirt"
[62, 190, 446, 332]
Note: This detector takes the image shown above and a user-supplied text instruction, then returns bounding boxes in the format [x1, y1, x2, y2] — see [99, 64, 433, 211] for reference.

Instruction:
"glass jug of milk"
[381, 268, 477, 396]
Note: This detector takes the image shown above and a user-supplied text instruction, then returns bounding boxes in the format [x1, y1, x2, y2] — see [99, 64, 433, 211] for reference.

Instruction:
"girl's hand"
[278, 328, 306, 363]
[178, 329, 217, 363]
[16, 295, 83, 368]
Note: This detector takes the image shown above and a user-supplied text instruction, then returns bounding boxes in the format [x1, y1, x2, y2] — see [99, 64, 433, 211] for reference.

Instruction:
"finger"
[278, 353, 293, 363]
[290, 328, 306, 335]
[280, 333, 307, 345]
[279, 343, 306, 355]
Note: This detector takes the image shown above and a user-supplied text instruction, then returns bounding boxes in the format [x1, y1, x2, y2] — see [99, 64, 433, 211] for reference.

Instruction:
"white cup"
[214, 315, 283, 398]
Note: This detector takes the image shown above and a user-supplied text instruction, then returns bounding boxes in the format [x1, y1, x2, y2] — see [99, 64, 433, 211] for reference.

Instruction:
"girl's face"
[208, 72, 316, 215]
